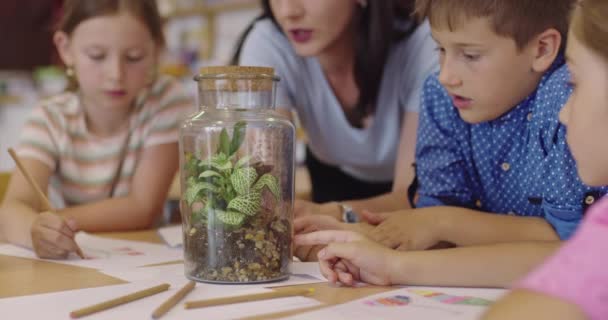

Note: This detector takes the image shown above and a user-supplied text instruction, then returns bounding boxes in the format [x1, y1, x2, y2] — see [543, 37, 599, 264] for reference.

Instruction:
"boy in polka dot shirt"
[295, 0, 608, 288]
[484, 1, 608, 319]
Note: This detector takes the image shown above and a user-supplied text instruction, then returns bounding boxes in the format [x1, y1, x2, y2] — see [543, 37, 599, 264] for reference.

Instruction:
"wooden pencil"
[151, 281, 196, 319]
[8, 148, 53, 211]
[8, 148, 85, 259]
[184, 287, 315, 309]
[69, 283, 171, 318]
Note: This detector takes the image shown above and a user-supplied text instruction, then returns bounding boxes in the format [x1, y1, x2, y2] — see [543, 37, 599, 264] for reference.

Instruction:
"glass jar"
[179, 66, 295, 283]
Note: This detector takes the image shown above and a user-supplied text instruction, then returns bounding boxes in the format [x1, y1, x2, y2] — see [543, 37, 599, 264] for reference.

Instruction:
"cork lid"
[195, 66, 279, 91]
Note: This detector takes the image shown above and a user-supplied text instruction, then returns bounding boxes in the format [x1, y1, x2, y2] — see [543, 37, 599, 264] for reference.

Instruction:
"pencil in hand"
[151, 281, 196, 319]
[69, 283, 171, 318]
[7, 148, 85, 259]
[184, 287, 315, 309]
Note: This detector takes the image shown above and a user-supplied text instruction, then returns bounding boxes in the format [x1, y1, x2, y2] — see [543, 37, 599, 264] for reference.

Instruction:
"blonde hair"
[571, 0, 608, 61]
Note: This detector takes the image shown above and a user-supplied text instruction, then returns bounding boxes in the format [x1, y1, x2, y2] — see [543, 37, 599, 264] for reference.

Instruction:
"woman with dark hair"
[233, 0, 437, 227]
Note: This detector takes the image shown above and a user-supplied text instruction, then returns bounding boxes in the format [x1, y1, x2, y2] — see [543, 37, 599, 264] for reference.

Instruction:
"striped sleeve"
[143, 77, 194, 148]
[17, 105, 60, 170]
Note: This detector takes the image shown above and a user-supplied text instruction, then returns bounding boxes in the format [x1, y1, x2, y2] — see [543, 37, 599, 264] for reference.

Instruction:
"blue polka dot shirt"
[415, 60, 608, 240]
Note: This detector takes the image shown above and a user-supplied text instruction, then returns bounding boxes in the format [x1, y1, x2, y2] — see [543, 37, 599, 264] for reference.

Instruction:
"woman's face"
[269, 0, 360, 57]
[559, 31, 608, 187]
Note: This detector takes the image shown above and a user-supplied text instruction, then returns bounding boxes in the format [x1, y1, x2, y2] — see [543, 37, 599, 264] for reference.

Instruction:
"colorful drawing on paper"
[363, 295, 411, 307]
[409, 289, 493, 306]
[81, 246, 145, 259]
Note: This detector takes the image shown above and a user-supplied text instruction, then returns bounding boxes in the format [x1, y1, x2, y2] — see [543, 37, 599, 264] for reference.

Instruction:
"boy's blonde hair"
[415, 0, 575, 51]
[571, 0, 608, 61]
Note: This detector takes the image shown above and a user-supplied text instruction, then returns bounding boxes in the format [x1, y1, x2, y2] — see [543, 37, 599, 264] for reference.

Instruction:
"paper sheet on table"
[0, 277, 321, 320]
[158, 225, 183, 247]
[0, 232, 182, 269]
[280, 286, 507, 320]
[100, 262, 326, 287]
[290, 262, 325, 280]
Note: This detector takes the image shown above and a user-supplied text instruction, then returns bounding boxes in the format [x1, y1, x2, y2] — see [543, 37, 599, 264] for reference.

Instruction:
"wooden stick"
[70, 283, 170, 318]
[8, 148, 85, 259]
[184, 287, 315, 309]
[151, 281, 195, 319]
[8, 148, 53, 211]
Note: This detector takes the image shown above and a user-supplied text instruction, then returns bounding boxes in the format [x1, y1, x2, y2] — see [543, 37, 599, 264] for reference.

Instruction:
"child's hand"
[30, 211, 81, 259]
[364, 210, 443, 251]
[294, 214, 375, 261]
[294, 214, 345, 261]
[296, 230, 396, 286]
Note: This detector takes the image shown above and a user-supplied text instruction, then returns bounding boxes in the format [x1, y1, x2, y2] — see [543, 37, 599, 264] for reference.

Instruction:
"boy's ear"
[530, 29, 562, 73]
[53, 31, 74, 66]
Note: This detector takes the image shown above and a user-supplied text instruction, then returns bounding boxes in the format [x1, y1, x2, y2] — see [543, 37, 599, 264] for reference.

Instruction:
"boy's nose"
[438, 66, 461, 88]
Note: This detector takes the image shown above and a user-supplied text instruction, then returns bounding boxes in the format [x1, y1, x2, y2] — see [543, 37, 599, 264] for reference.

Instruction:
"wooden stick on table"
[7, 148, 85, 258]
[70, 283, 171, 318]
[151, 281, 196, 319]
[184, 287, 315, 309]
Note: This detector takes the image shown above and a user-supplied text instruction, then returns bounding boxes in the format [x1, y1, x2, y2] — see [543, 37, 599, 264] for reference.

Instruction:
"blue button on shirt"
[415, 60, 608, 240]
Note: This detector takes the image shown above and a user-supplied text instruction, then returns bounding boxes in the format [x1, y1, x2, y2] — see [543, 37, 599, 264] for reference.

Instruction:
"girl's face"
[559, 31, 608, 186]
[269, 0, 360, 57]
[54, 13, 157, 112]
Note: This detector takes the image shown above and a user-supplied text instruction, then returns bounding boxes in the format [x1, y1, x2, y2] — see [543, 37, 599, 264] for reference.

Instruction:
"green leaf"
[253, 173, 280, 199]
[208, 153, 232, 172]
[229, 121, 247, 156]
[231, 167, 258, 195]
[235, 155, 252, 169]
[215, 209, 245, 226]
[217, 128, 231, 155]
[199, 170, 221, 179]
[227, 193, 261, 216]
[184, 178, 217, 205]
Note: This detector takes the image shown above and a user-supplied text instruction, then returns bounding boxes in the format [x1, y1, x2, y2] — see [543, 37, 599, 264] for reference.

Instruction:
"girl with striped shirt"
[0, 0, 192, 259]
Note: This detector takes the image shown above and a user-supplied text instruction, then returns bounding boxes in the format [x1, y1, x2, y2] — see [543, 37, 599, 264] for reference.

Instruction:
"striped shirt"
[17, 76, 193, 205]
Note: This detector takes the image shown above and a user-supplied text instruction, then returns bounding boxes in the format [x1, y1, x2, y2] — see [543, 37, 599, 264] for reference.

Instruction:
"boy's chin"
[457, 110, 492, 124]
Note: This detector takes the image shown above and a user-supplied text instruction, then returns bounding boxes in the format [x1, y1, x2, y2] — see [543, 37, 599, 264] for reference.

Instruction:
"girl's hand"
[296, 230, 397, 286]
[30, 211, 81, 259]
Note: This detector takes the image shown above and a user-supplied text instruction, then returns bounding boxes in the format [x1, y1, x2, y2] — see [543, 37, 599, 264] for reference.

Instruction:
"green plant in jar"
[183, 121, 280, 229]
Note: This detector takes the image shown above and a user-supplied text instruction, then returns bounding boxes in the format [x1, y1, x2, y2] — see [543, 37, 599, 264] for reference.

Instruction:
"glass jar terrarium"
[179, 66, 294, 283]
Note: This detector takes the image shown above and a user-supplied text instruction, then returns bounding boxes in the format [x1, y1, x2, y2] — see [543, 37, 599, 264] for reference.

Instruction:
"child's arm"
[482, 290, 587, 320]
[296, 230, 560, 288]
[57, 143, 178, 231]
[364, 206, 559, 251]
[0, 158, 80, 258]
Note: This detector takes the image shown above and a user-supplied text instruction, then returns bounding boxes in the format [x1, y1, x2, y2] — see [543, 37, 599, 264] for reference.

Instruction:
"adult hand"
[294, 199, 341, 220]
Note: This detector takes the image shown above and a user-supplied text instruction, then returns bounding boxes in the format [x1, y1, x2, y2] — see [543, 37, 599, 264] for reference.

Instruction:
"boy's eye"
[434, 47, 446, 54]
